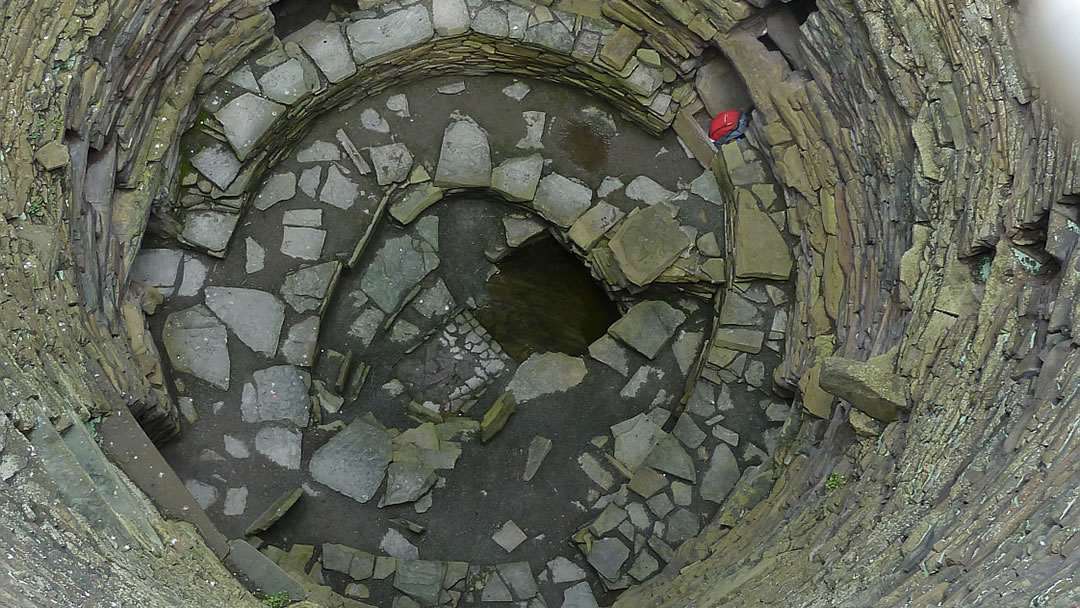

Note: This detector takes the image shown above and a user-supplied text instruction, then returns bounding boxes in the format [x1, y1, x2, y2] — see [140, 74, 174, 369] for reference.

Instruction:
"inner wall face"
[145, 74, 791, 606]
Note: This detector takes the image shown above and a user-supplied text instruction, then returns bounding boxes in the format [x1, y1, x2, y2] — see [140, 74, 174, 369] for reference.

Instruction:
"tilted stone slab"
[491, 154, 543, 202]
[309, 418, 392, 503]
[181, 210, 239, 254]
[346, 5, 434, 64]
[608, 300, 687, 359]
[734, 195, 793, 280]
[434, 119, 491, 188]
[162, 305, 230, 390]
[532, 173, 592, 227]
[205, 287, 285, 357]
[258, 58, 312, 105]
[289, 21, 356, 84]
[608, 204, 691, 286]
[214, 93, 285, 161]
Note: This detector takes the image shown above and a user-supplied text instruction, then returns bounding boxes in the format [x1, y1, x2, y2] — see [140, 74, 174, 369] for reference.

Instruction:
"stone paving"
[140, 71, 794, 607]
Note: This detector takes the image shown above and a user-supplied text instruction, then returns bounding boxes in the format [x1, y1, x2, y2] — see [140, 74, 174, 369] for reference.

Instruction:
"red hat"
[709, 110, 742, 140]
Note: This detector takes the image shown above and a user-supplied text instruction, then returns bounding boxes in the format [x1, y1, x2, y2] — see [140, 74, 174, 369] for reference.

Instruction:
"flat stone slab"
[182, 210, 239, 253]
[506, 352, 587, 403]
[205, 287, 285, 356]
[390, 182, 445, 225]
[644, 433, 696, 482]
[524, 20, 574, 52]
[434, 119, 491, 188]
[255, 172, 296, 210]
[258, 58, 312, 105]
[255, 426, 302, 469]
[190, 144, 241, 189]
[369, 143, 414, 186]
[609, 204, 692, 286]
[562, 582, 599, 608]
[433, 0, 469, 36]
[548, 556, 587, 583]
[309, 418, 392, 503]
[215, 93, 284, 160]
[280, 261, 340, 313]
[346, 5, 434, 63]
[281, 226, 326, 261]
[608, 300, 687, 359]
[131, 249, 182, 293]
[493, 519, 527, 552]
[734, 195, 793, 280]
[700, 444, 740, 504]
[625, 175, 677, 206]
[382, 461, 436, 506]
[162, 305, 230, 390]
[691, 170, 724, 205]
[242, 365, 310, 426]
[497, 562, 538, 600]
[523, 435, 552, 481]
[503, 215, 546, 247]
[475, 7, 510, 37]
[227, 540, 307, 601]
[587, 537, 629, 580]
[319, 164, 358, 209]
[290, 21, 356, 84]
[588, 334, 631, 377]
[281, 316, 320, 367]
[380, 529, 419, 561]
[613, 414, 665, 471]
[394, 560, 445, 605]
[568, 202, 624, 251]
[532, 173, 592, 227]
[516, 111, 546, 149]
[361, 233, 439, 313]
[491, 154, 543, 202]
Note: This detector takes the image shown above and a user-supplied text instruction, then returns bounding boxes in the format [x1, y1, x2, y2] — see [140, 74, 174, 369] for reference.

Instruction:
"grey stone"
[598, 176, 625, 198]
[309, 418, 392, 503]
[240, 365, 310, 426]
[344, 583, 369, 599]
[481, 573, 513, 602]
[497, 562, 538, 599]
[690, 170, 724, 205]
[626, 502, 651, 530]
[568, 202, 624, 250]
[382, 462, 436, 506]
[281, 226, 326, 261]
[524, 21, 574, 52]
[282, 209, 322, 227]
[819, 354, 909, 423]
[432, 0, 469, 36]
[609, 205, 692, 286]
[290, 21, 356, 83]
[434, 119, 491, 188]
[613, 413, 665, 471]
[412, 278, 454, 318]
[700, 444, 740, 504]
[246, 488, 303, 535]
[628, 551, 659, 581]
[394, 560, 445, 605]
[609, 300, 687, 359]
[697, 232, 724, 257]
[665, 508, 700, 544]
[516, 110, 546, 150]
[178, 257, 207, 297]
[361, 108, 390, 133]
[380, 529, 419, 561]
[386, 94, 410, 117]
[281, 316, 320, 367]
[319, 164, 358, 209]
[299, 166, 321, 198]
[280, 261, 339, 313]
[506, 352, 587, 402]
[712, 425, 740, 446]
[474, 6, 509, 37]
[322, 543, 356, 574]
[506, 4, 529, 39]
[591, 503, 627, 536]
[562, 582, 599, 608]
[350, 551, 376, 580]
[579, 453, 615, 490]
[215, 93, 284, 160]
[369, 143, 414, 186]
[625, 176, 677, 206]
[348, 308, 385, 347]
[646, 492, 674, 518]
[671, 481, 693, 506]
[225, 65, 259, 92]
[523, 435, 552, 481]
[734, 195, 793, 280]
[720, 292, 762, 326]
[361, 234, 439, 312]
[493, 519, 527, 552]
[254, 172, 296, 210]
[347, 5, 434, 63]
[503, 215, 546, 247]
[182, 211, 239, 253]
[686, 382, 716, 417]
[184, 480, 217, 510]
[672, 414, 706, 449]
[223, 487, 248, 516]
[255, 426, 302, 469]
[548, 556, 586, 583]
[587, 537, 629, 580]
[190, 145, 241, 189]
[227, 540, 307, 601]
[391, 183, 445, 225]
[746, 361, 767, 388]
[532, 173, 592, 227]
[224, 435, 249, 459]
[672, 330, 704, 375]
[162, 305, 230, 390]
[491, 154, 543, 202]
[258, 58, 311, 105]
[588, 335, 631, 377]
[626, 61, 663, 96]
[131, 249, 182, 293]
[205, 287, 285, 357]
[644, 434, 695, 482]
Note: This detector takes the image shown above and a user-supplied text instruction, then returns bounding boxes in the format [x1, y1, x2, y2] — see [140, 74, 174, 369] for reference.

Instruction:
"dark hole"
[789, 0, 819, 24]
[475, 237, 621, 361]
[270, 0, 334, 38]
[758, 34, 782, 53]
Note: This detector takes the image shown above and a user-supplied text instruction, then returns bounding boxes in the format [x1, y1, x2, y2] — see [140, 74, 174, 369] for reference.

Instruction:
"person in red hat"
[709, 110, 749, 149]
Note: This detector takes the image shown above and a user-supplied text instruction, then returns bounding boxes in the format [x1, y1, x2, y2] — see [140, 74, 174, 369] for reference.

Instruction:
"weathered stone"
[820, 352, 908, 423]
[254, 426, 302, 469]
[506, 352, 587, 402]
[131, 249, 182, 294]
[346, 6, 434, 63]
[609, 301, 687, 359]
[474, 6, 509, 37]
[280, 261, 339, 313]
[280, 316, 319, 367]
[613, 414, 665, 471]
[319, 164, 358, 209]
[391, 182, 444, 224]
[712, 328, 764, 354]
[394, 560, 445, 605]
[205, 287, 285, 357]
[498, 562, 538, 600]
[609, 205, 692, 286]
[369, 143, 414, 186]
[628, 551, 659, 581]
[309, 418, 392, 503]
[382, 462, 436, 506]
[700, 445, 740, 504]
[227, 540, 307, 601]
[625, 176, 677, 205]
[245, 487, 303, 535]
[182, 211, 239, 253]
[242, 365, 310, 426]
[562, 582, 599, 608]
[432, 0, 469, 36]
[162, 306, 230, 390]
[380, 529, 418, 561]
[524, 21, 574, 52]
[290, 21, 356, 83]
[34, 139, 69, 170]
[588, 334, 631, 376]
[523, 436, 552, 481]
[493, 519, 527, 552]
[628, 466, 667, 498]
[281, 226, 326, 261]
[532, 173, 592, 227]
[734, 196, 792, 280]
[587, 537, 629, 580]
[214, 93, 284, 160]
[672, 414, 706, 449]
[569, 202, 624, 250]
[516, 110, 546, 150]
[548, 556, 587, 583]
[257, 58, 311, 105]
[434, 120, 491, 188]
[254, 172, 296, 210]
[665, 508, 700, 543]
[601, 26, 643, 69]
[491, 154, 543, 202]
[503, 215, 546, 247]
[481, 392, 516, 443]
[361, 108, 390, 133]
[190, 145, 240, 189]
[361, 234, 439, 313]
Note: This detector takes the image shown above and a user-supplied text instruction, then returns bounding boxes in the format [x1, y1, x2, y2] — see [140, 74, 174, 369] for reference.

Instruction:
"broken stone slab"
[491, 154, 544, 202]
[434, 119, 491, 188]
[625, 176, 677, 206]
[361, 233, 439, 313]
[506, 352, 587, 402]
[386, 94, 410, 117]
[182, 210, 239, 254]
[609, 205, 692, 286]
[562, 582, 599, 608]
[258, 58, 312, 105]
[191, 144, 241, 190]
[516, 110, 546, 150]
[646, 492, 674, 518]
[579, 453, 615, 490]
[290, 21, 356, 84]
[162, 305, 230, 390]
[588, 334, 631, 377]
[280, 316, 320, 367]
[282, 209, 322, 227]
[131, 249, 182, 294]
[531, 173, 592, 227]
[320, 543, 357, 574]
[665, 508, 700, 544]
[672, 414, 706, 449]
[712, 328, 764, 354]
[498, 562, 539, 600]
[628, 465, 667, 498]
[394, 560, 447, 606]
[522, 435, 553, 482]
[568, 202, 625, 251]
[390, 183, 444, 224]
[628, 551, 659, 581]
[601, 25, 643, 70]
[481, 392, 516, 443]
[819, 351, 908, 423]
[613, 414, 665, 471]
[319, 163, 359, 209]
[481, 572, 513, 603]
[299, 166, 322, 197]
[548, 556, 586, 583]
[241, 365, 311, 426]
[591, 503, 628, 536]
[524, 20, 574, 52]
[734, 195, 793, 280]
[502, 80, 530, 101]
[493, 519, 528, 552]
[382, 461, 436, 507]
[503, 215, 546, 247]
[177, 256, 207, 297]
[350, 551, 376, 580]
[643, 434, 696, 482]
[280, 261, 340, 314]
[223, 488, 247, 516]
[245, 487, 303, 536]
[255, 426, 303, 469]
[608, 300, 687, 359]
[309, 418, 392, 503]
[380, 529, 418, 561]
[347, 5, 434, 63]
[281, 226, 326, 261]
[369, 143, 414, 186]
[336, 129, 372, 175]
[700, 444, 740, 504]
[214, 93, 284, 161]
[720, 292, 761, 326]
[227, 540, 308, 601]
[254, 172, 297, 211]
[587, 537, 629, 581]
[34, 139, 69, 170]
[437, 81, 466, 95]
[205, 287, 285, 357]
[361, 108, 390, 133]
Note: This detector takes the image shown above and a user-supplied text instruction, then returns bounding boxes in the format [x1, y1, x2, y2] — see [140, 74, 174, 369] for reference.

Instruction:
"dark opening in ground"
[476, 237, 620, 361]
[270, 0, 334, 37]
[790, 0, 820, 24]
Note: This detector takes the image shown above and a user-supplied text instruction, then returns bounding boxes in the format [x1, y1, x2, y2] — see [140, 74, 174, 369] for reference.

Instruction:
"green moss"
[825, 472, 846, 490]
[262, 591, 290, 607]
